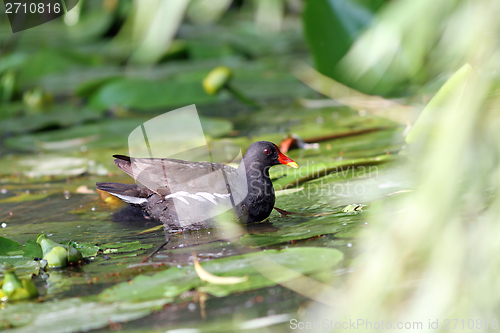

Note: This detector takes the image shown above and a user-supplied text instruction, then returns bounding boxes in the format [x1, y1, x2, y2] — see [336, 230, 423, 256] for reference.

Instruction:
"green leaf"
[75, 76, 122, 98]
[66, 11, 114, 43]
[0, 106, 102, 136]
[69, 241, 100, 258]
[303, 0, 387, 94]
[0, 260, 41, 279]
[89, 78, 218, 110]
[0, 297, 168, 331]
[239, 213, 362, 247]
[0, 192, 49, 203]
[303, 0, 373, 80]
[0, 237, 22, 255]
[100, 241, 152, 254]
[272, 154, 395, 189]
[23, 239, 43, 259]
[99, 247, 343, 302]
[0, 52, 29, 74]
[200, 247, 344, 297]
[4, 115, 233, 153]
[18, 49, 103, 85]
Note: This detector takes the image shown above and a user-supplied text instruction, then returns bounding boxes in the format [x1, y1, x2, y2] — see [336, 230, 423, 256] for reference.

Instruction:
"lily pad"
[89, 78, 219, 110]
[0, 259, 41, 279]
[17, 49, 105, 85]
[0, 193, 50, 204]
[99, 247, 343, 302]
[23, 239, 43, 259]
[0, 297, 168, 332]
[0, 106, 102, 136]
[100, 241, 153, 254]
[69, 241, 100, 258]
[0, 237, 22, 255]
[272, 154, 395, 189]
[4, 116, 233, 152]
[239, 213, 363, 247]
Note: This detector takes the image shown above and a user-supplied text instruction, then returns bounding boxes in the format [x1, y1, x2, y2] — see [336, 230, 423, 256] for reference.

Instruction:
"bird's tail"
[96, 182, 147, 205]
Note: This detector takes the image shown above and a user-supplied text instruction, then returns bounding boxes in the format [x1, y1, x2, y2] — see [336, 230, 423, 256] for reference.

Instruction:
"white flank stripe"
[110, 193, 147, 205]
[165, 192, 191, 205]
[175, 196, 190, 205]
[164, 191, 229, 205]
[166, 191, 189, 198]
[187, 193, 206, 202]
[196, 192, 217, 204]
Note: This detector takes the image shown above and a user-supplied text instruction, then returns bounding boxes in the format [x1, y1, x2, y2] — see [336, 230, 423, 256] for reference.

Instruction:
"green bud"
[10, 289, 30, 301]
[22, 279, 38, 297]
[2, 269, 23, 296]
[9, 288, 32, 301]
[203, 66, 233, 95]
[22, 87, 53, 112]
[67, 244, 83, 264]
[37, 234, 63, 257]
[44, 246, 68, 268]
[37, 235, 84, 267]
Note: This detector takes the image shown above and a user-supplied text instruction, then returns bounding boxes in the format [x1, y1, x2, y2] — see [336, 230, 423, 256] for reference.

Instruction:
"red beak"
[275, 145, 298, 168]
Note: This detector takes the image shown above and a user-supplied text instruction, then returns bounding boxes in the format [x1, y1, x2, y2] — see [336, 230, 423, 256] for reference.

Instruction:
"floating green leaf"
[68, 241, 100, 258]
[23, 239, 43, 259]
[0, 237, 21, 255]
[239, 213, 363, 247]
[99, 247, 343, 302]
[89, 78, 218, 110]
[0, 260, 41, 279]
[272, 154, 395, 189]
[18, 49, 104, 85]
[0, 106, 102, 136]
[0, 193, 49, 203]
[100, 241, 152, 254]
[0, 297, 168, 331]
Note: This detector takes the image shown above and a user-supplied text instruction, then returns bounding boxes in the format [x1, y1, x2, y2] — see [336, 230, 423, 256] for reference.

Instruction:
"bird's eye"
[264, 148, 271, 155]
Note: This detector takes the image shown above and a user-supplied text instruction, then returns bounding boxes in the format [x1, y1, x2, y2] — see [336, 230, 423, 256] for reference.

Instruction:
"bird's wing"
[113, 155, 240, 196]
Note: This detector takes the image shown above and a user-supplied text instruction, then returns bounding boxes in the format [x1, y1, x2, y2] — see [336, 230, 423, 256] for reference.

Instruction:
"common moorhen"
[96, 141, 298, 231]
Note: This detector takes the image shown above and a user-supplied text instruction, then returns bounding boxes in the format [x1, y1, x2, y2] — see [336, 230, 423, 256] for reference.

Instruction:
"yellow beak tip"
[287, 162, 299, 169]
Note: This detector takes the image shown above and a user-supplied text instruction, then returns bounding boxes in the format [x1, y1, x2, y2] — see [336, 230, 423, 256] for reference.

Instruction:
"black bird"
[96, 141, 298, 232]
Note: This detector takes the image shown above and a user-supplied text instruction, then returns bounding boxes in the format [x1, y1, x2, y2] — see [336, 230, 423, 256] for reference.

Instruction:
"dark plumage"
[96, 141, 298, 232]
